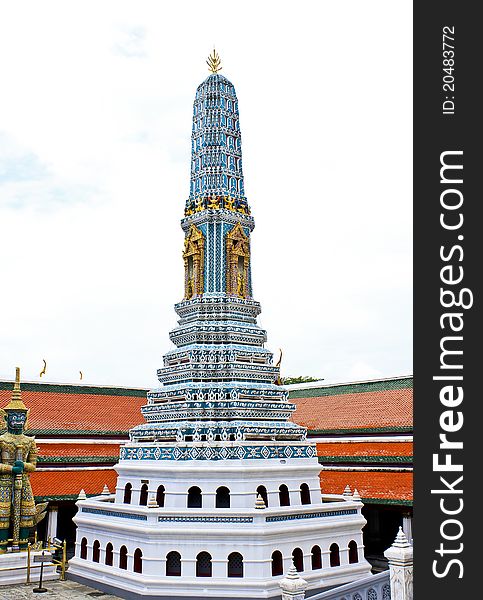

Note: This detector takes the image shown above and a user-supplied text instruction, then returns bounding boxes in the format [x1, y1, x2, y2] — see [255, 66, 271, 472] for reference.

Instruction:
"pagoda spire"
[184, 63, 249, 217]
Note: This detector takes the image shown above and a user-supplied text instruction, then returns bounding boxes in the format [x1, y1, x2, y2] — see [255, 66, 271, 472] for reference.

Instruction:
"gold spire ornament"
[206, 48, 222, 74]
[39, 359, 47, 378]
[4, 367, 28, 412]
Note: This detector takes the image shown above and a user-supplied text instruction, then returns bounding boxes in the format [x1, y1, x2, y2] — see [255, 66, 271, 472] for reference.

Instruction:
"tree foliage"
[281, 376, 321, 385]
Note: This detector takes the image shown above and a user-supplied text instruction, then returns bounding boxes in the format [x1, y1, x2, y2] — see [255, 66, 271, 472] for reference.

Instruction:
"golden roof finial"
[12, 367, 21, 399]
[3, 367, 28, 411]
[206, 48, 222, 74]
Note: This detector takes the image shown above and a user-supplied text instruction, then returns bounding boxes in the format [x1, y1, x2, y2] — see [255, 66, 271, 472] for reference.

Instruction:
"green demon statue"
[0, 368, 47, 553]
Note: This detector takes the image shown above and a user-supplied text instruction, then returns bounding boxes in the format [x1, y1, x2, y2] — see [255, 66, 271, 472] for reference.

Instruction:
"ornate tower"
[69, 54, 371, 599]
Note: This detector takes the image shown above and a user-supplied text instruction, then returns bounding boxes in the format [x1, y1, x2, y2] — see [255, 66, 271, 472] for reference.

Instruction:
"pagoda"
[69, 52, 371, 599]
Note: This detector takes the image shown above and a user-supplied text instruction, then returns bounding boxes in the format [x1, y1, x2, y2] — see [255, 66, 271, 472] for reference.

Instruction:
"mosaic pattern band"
[265, 509, 358, 522]
[82, 507, 148, 521]
[120, 444, 316, 462]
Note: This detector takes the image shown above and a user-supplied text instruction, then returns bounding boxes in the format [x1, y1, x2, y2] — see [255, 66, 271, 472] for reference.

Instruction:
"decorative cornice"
[308, 426, 413, 435]
[362, 498, 413, 506]
[318, 456, 413, 465]
[0, 381, 147, 397]
[37, 456, 118, 464]
[181, 209, 254, 232]
[289, 377, 413, 399]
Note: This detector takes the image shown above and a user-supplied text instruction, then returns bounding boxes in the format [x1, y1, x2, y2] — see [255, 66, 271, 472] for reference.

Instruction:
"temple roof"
[0, 376, 412, 436]
[320, 471, 413, 504]
[0, 376, 413, 505]
[0, 384, 146, 435]
[291, 377, 412, 433]
[30, 469, 117, 501]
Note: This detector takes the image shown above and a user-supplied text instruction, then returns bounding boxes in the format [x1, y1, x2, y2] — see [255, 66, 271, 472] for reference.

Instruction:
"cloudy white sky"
[0, 1, 412, 388]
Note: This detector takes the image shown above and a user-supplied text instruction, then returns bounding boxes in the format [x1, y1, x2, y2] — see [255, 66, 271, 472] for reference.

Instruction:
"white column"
[46, 504, 58, 540]
[402, 512, 413, 544]
[384, 527, 413, 600]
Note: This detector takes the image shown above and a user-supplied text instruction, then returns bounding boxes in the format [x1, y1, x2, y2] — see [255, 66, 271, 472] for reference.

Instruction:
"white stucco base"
[69, 451, 372, 598]
[0, 550, 58, 586]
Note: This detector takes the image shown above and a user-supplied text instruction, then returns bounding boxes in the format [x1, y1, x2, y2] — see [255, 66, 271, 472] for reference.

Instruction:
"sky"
[0, 1, 412, 388]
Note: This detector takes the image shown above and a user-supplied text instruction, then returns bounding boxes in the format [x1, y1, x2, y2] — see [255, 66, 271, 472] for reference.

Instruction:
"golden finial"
[39, 359, 47, 378]
[13, 367, 21, 398]
[3, 367, 28, 411]
[206, 48, 222, 74]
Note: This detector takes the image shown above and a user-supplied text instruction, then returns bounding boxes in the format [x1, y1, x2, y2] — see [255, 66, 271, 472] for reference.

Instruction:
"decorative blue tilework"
[120, 444, 316, 462]
[158, 516, 253, 524]
[265, 509, 358, 523]
[82, 507, 148, 521]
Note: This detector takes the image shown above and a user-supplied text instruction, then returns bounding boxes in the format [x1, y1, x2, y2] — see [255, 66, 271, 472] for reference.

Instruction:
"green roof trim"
[37, 456, 119, 464]
[362, 498, 413, 507]
[30, 429, 130, 436]
[289, 377, 412, 399]
[318, 456, 413, 464]
[34, 494, 99, 502]
[307, 426, 413, 435]
[0, 381, 148, 397]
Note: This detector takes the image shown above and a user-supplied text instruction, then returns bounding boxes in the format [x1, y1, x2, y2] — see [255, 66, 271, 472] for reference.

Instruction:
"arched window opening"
[330, 543, 340, 567]
[196, 552, 212, 577]
[134, 548, 143, 574]
[227, 552, 243, 577]
[139, 483, 148, 506]
[348, 540, 359, 564]
[92, 540, 100, 563]
[166, 551, 182, 576]
[188, 486, 202, 508]
[311, 545, 322, 570]
[271, 550, 283, 576]
[257, 485, 269, 507]
[105, 543, 113, 566]
[216, 486, 230, 508]
[119, 545, 128, 570]
[123, 483, 132, 504]
[279, 484, 290, 507]
[80, 537, 87, 560]
[292, 548, 304, 572]
[300, 483, 311, 505]
[156, 485, 165, 507]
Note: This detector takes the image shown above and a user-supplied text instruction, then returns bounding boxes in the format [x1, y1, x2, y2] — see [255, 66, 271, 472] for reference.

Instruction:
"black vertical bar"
[38, 553, 44, 588]
[414, 2, 480, 597]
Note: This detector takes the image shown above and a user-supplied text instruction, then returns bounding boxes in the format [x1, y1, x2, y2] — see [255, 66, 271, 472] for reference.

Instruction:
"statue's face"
[5, 411, 26, 434]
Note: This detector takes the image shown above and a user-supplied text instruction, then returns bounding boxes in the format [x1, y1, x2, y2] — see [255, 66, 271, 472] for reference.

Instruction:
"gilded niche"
[183, 224, 205, 299]
[226, 223, 250, 298]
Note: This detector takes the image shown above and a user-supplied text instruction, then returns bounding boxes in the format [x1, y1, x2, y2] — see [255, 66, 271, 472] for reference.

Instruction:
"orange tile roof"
[36, 443, 120, 458]
[293, 388, 412, 431]
[320, 470, 413, 502]
[1, 379, 412, 435]
[0, 389, 145, 433]
[316, 442, 413, 457]
[30, 469, 117, 498]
